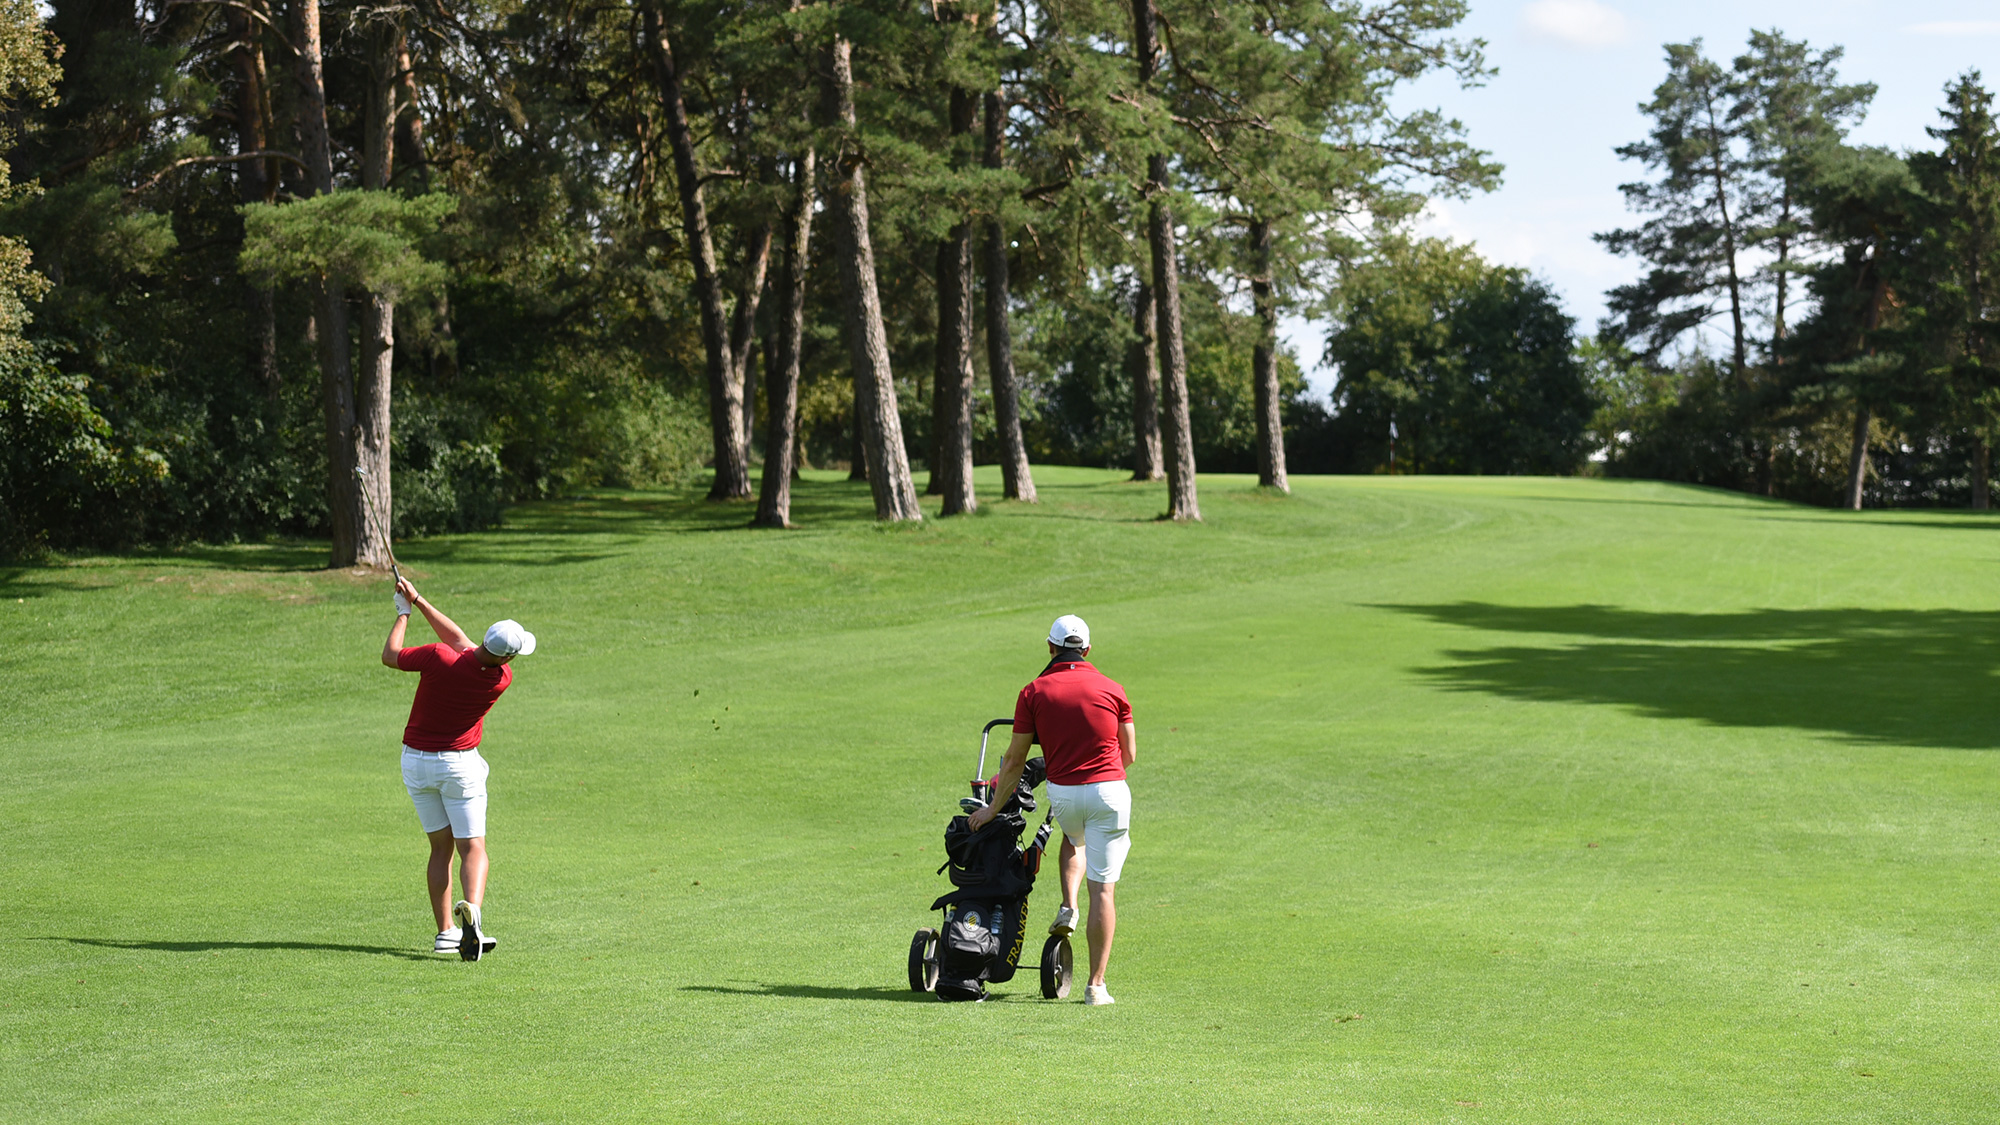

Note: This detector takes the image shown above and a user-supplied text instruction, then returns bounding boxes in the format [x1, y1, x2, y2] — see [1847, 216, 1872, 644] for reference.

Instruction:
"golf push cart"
[908, 719, 1075, 1002]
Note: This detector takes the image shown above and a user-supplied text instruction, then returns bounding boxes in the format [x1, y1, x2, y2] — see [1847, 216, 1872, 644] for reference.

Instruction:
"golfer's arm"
[382, 613, 408, 668]
[413, 596, 476, 652]
[1119, 722, 1136, 767]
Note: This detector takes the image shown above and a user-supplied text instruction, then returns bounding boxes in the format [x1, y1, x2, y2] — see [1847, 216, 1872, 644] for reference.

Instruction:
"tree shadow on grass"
[8, 542, 341, 590]
[399, 480, 885, 570]
[55, 937, 434, 962]
[1382, 603, 2000, 750]
[136, 543, 332, 572]
[1757, 513, 2000, 533]
[0, 568, 112, 599]
[679, 982, 939, 1003]
[497, 478, 880, 539]
[1503, 490, 1790, 511]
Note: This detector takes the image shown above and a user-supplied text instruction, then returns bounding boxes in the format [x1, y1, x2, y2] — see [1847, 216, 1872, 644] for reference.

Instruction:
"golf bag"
[929, 758, 1052, 1001]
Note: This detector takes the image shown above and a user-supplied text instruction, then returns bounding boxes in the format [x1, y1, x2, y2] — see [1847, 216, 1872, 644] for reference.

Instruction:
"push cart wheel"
[1040, 934, 1073, 999]
[909, 928, 940, 992]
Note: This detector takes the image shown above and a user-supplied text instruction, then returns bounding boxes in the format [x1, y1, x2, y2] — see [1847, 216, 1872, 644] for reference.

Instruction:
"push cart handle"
[974, 719, 1015, 790]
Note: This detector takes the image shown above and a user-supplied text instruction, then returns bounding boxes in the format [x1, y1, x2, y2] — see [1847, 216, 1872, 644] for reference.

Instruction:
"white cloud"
[1521, 0, 1632, 50]
[1903, 21, 2000, 36]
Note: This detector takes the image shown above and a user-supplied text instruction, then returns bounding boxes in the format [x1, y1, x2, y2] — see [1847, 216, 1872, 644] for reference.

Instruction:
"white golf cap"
[484, 619, 537, 657]
[1047, 614, 1090, 649]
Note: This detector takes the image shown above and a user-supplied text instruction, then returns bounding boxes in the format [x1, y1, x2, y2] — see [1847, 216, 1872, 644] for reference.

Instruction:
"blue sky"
[1285, 0, 2000, 394]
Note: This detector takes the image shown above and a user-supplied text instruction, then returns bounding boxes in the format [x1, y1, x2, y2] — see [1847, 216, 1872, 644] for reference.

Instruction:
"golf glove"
[394, 591, 412, 617]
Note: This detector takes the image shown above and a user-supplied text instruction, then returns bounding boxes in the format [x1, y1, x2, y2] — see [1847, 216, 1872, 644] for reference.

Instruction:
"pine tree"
[1787, 144, 1919, 510]
[642, 1, 753, 502]
[290, 0, 361, 565]
[1732, 31, 1874, 358]
[927, 9, 981, 517]
[1143, 0, 1496, 493]
[754, 151, 815, 529]
[822, 32, 921, 521]
[1910, 73, 2000, 507]
[1131, 0, 1198, 520]
[1600, 41, 1754, 379]
[1125, 280, 1163, 480]
[981, 82, 1036, 502]
[223, 1, 278, 419]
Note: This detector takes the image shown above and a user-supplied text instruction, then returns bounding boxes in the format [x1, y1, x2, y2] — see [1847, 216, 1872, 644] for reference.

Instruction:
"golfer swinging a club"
[382, 576, 535, 960]
[969, 614, 1135, 1005]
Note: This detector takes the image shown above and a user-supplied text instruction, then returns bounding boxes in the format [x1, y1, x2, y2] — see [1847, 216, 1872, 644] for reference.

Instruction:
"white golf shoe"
[1049, 905, 1079, 935]
[1083, 984, 1115, 1006]
[453, 900, 486, 962]
[433, 927, 462, 953]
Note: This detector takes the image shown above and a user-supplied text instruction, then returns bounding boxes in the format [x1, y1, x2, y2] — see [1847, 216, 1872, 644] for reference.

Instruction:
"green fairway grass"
[6, 467, 2000, 1122]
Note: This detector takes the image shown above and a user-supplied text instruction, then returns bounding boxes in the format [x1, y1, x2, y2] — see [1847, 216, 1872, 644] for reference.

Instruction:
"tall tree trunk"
[932, 228, 977, 514]
[394, 39, 458, 382]
[292, 0, 358, 567]
[923, 313, 942, 496]
[1840, 249, 1892, 513]
[1701, 103, 1747, 381]
[1974, 438, 1990, 510]
[930, 92, 978, 515]
[1127, 279, 1162, 480]
[755, 149, 815, 529]
[1772, 196, 1791, 357]
[1249, 218, 1288, 493]
[730, 219, 773, 444]
[1133, 0, 1197, 519]
[643, 5, 751, 501]
[393, 42, 426, 184]
[982, 88, 1034, 502]
[1146, 167, 1198, 520]
[352, 15, 402, 571]
[1846, 405, 1869, 511]
[823, 39, 920, 521]
[228, 3, 278, 419]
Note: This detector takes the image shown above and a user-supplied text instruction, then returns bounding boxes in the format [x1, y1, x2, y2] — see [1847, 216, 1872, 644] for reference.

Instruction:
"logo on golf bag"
[942, 902, 1002, 975]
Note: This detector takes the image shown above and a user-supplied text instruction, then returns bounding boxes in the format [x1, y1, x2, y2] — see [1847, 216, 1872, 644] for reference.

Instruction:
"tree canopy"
[16, 9, 2000, 557]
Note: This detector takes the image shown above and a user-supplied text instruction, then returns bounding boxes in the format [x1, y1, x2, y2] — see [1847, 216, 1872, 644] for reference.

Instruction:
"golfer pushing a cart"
[970, 614, 1136, 1005]
[381, 576, 535, 961]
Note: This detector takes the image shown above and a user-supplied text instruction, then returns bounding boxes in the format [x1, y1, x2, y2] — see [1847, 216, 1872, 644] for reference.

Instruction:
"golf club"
[353, 466, 402, 590]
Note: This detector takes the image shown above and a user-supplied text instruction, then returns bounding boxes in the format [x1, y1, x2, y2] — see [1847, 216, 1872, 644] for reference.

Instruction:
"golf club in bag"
[907, 718, 1074, 1002]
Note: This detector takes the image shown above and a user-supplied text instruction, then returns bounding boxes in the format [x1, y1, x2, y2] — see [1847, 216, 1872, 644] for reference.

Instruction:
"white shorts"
[401, 746, 489, 838]
[1048, 779, 1131, 884]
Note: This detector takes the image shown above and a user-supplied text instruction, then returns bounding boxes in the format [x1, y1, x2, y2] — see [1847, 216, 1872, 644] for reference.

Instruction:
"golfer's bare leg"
[425, 827, 456, 931]
[456, 836, 488, 906]
[1085, 878, 1115, 988]
[1059, 837, 1084, 912]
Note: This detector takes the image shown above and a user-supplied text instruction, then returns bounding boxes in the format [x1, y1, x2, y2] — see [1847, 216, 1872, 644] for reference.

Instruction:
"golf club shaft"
[354, 466, 399, 571]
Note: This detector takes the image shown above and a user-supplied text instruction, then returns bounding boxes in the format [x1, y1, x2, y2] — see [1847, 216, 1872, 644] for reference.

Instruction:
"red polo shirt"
[397, 643, 513, 751]
[1014, 660, 1131, 785]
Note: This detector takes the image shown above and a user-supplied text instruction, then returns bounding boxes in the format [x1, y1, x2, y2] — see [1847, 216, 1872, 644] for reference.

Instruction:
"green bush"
[0, 350, 166, 556]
